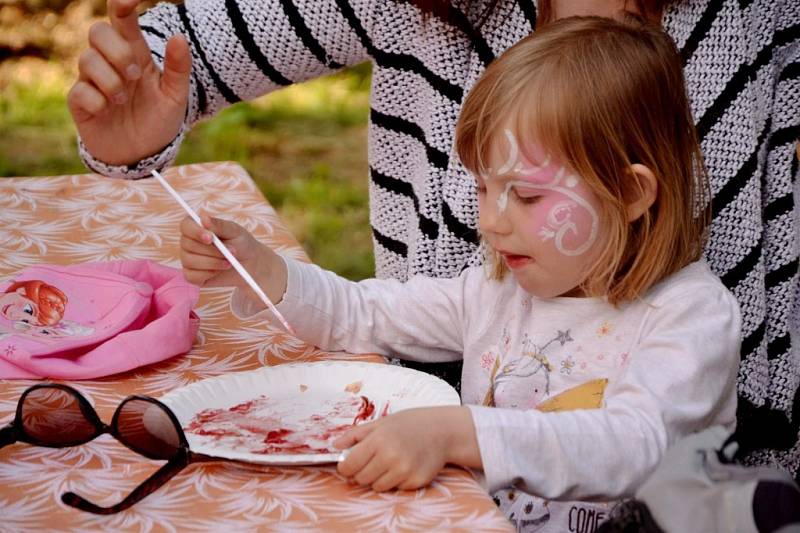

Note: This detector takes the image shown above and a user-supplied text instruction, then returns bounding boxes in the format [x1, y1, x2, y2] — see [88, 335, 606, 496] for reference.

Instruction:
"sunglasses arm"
[0, 425, 18, 448]
[61, 450, 191, 515]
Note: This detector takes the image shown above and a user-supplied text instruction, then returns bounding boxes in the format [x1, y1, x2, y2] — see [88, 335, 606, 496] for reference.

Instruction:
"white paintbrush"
[151, 169, 295, 335]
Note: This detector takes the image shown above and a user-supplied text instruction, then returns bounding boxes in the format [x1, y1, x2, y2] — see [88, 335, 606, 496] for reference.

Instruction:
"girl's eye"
[23, 304, 33, 315]
[513, 188, 542, 205]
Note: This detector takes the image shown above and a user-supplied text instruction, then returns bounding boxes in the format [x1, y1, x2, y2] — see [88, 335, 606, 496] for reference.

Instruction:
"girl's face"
[477, 130, 605, 298]
[0, 289, 39, 324]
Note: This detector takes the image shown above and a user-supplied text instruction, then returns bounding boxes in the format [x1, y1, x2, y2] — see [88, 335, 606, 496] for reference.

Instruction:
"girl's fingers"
[182, 268, 217, 286]
[332, 420, 375, 450]
[78, 47, 127, 104]
[371, 469, 405, 493]
[206, 216, 245, 240]
[337, 440, 376, 478]
[397, 473, 429, 491]
[181, 215, 213, 244]
[180, 234, 230, 258]
[87, 22, 139, 83]
[352, 454, 390, 487]
[180, 250, 230, 272]
[67, 81, 109, 119]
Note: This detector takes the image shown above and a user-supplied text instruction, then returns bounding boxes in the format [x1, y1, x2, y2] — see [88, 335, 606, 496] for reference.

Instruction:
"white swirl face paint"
[488, 129, 599, 257]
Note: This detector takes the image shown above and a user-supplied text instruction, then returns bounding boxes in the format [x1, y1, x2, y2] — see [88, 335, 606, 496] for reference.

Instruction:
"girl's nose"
[479, 191, 512, 235]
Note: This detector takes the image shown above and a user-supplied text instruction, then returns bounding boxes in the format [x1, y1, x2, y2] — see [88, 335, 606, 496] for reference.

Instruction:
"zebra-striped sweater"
[79, 0, 800, 478]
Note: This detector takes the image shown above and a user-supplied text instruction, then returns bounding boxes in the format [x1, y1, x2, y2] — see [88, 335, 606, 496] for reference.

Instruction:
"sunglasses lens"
[21, 387, 97, 446]
[117, 399, 181, 459]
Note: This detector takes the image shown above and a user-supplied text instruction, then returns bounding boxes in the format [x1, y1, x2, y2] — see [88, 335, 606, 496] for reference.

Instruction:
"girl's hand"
[179, 214, 287, 306]
[334, 406, 481, 492]
[67, 0, 191, 166]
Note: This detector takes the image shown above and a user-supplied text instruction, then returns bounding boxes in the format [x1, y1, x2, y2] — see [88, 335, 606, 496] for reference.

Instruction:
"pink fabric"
[0, 260, 199, 379]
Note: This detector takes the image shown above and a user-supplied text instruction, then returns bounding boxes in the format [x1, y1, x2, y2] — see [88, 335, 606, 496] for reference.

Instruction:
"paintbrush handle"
[151, 170, 295, 335]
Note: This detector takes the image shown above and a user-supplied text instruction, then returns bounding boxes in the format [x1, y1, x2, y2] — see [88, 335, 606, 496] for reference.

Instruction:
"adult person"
[67, 0, 800, 480]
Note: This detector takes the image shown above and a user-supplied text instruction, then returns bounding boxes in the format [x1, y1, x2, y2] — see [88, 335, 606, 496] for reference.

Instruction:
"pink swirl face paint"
[477, 130, 605, 298]
[490, 130, 598, 257]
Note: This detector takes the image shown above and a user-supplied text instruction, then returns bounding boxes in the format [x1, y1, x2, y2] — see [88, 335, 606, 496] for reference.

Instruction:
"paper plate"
[159, 361, 461, 465]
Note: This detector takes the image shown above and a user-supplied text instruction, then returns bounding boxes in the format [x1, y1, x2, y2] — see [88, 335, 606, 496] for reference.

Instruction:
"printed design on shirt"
[0, 279, 94, 346]
[536, 378, 608, 412]
[560, 355, 576, 375]
[483, 329, 571, 408]
[595, 321, 613, 337]
[493, 487, 551, 532]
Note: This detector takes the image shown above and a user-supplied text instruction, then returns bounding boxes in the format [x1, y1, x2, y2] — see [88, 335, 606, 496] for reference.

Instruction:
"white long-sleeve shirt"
[233, 257, 741, 531]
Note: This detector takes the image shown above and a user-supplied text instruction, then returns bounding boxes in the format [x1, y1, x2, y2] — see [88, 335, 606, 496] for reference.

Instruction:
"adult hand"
[179, 214, 288, 305]
[334, 406, 481, 492]
[67, 0, 192, 166]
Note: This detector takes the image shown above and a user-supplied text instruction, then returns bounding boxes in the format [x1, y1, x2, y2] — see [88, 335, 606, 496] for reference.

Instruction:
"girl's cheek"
[522, 198, 552, 239]
[559, 201, 595, 251]
[528, 192, 598, 256]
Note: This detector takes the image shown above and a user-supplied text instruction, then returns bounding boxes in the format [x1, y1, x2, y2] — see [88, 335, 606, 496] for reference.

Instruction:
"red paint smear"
[229, 399, 258, 414]
[352, 396, 374, 424]
[185, 393, 377, 455]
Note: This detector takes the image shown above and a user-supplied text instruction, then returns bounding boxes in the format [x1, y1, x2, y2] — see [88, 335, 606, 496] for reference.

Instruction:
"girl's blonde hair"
[455, 16, 710, 306]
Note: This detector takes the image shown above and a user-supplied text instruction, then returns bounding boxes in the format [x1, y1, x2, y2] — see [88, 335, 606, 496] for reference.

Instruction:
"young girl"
[179, 17, 741, 532]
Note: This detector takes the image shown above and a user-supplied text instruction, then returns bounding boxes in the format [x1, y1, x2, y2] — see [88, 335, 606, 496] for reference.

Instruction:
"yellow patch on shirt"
[536, 378, 608, 412]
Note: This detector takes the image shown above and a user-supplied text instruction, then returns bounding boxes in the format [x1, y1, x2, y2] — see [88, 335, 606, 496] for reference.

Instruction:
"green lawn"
[0, 61, 375, 280]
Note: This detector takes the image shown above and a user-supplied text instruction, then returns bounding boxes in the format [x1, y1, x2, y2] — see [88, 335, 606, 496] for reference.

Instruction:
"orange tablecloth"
[0, 162, 512, 532]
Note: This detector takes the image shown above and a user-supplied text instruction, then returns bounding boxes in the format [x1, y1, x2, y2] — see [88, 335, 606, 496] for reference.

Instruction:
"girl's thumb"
[161, 34, 191, 103]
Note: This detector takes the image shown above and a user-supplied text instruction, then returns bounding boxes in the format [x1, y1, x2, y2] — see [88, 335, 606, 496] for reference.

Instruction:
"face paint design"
[490, 130, 599, 256]
[494, 129, 552, 178]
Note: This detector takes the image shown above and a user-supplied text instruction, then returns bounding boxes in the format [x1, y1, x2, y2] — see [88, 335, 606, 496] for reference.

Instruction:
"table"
[0, 162, 513, 532]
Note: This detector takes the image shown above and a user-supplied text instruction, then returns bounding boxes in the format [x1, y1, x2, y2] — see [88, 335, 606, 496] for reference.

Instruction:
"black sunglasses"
[0, 383, 214, 514]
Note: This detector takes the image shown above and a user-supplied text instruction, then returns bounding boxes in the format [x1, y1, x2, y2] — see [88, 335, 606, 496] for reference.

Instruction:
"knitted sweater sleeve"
[79, 0, 376, 178]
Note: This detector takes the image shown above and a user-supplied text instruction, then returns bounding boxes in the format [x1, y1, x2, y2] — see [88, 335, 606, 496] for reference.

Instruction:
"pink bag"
[0, 260, 200, 379]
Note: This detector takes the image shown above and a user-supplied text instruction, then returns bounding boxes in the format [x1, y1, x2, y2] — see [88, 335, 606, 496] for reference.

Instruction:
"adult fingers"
[161, 34, 192, 104]
[87, 21, 140, 85]
[67, 81, 108, 121]
[77, 47, 127, 104]
[107, 0, 152, 65]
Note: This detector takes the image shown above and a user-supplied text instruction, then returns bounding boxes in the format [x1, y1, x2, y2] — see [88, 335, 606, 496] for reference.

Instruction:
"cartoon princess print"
[484, 329, 571, 409]
[484, 327, 610, 413]
[0, 280, 94, 342]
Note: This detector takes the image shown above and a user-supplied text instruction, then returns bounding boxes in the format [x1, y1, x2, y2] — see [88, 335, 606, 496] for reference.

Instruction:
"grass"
[0, 60, 375, 280]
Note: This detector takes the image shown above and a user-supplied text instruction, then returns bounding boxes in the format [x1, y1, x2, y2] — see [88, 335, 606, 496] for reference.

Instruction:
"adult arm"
[75, 0, 376, 177]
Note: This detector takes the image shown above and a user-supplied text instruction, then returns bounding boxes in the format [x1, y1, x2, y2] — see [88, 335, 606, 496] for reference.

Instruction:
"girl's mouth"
[502, 253, 532, 269]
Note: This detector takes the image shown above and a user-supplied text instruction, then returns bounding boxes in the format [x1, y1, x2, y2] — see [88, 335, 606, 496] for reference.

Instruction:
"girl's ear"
[626, 164, 658, 222]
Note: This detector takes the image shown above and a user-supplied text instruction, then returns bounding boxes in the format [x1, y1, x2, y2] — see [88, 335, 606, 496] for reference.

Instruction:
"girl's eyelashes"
[512, 187, 543, 205]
